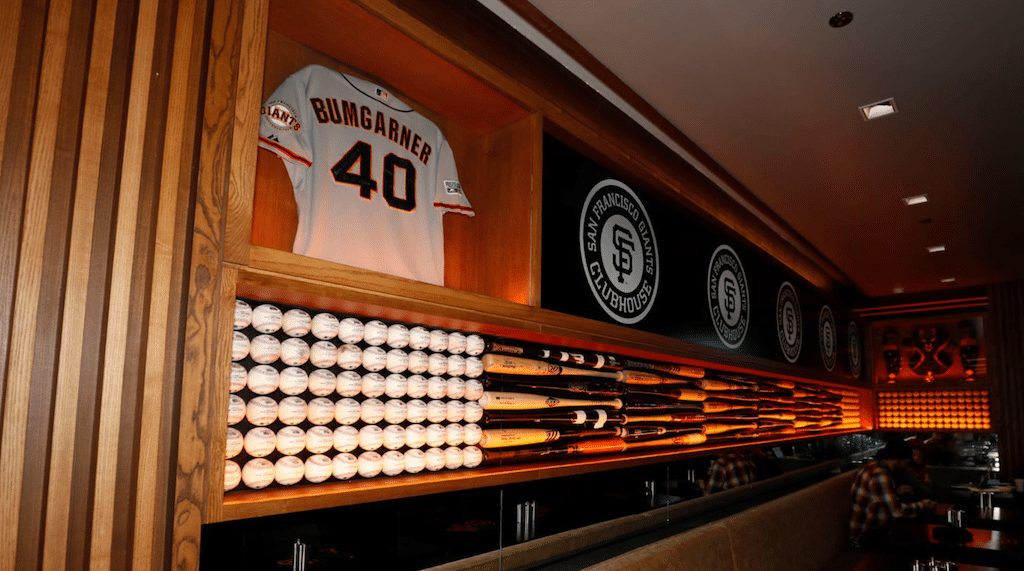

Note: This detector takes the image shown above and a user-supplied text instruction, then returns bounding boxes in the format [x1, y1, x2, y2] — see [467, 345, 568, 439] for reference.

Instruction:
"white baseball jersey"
[258, 65, 474, 285]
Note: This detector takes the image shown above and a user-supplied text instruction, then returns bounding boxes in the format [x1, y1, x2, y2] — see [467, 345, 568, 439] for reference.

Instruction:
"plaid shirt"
[849, 461, 927, 542]
[705, 453, 757, 494]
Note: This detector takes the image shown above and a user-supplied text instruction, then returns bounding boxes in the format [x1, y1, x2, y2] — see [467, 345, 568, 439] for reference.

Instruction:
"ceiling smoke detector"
[860, 98, 898, 120]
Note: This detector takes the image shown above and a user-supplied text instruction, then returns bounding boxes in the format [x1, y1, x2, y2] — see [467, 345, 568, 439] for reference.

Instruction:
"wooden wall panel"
[989, 281, 1024, 479]
[0, 0, 210, 569]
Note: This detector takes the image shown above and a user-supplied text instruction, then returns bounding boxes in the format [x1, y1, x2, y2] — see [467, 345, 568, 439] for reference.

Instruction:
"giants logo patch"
[262, 100, 301, 131]
[848, 321, 862, 378]
[819, 305, 837, 371]
[579, 179, 659, 325]
[707, 245, 750, 349]
[775, 281, 802, 363]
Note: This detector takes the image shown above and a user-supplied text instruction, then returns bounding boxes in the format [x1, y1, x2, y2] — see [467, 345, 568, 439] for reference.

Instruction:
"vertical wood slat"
[990, 281, 1024, 479]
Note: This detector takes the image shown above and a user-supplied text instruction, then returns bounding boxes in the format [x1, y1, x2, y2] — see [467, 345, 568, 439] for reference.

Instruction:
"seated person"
[703, 452, 758, 495]
[849, 440, 936, 548]
[894, 440, 933, 501]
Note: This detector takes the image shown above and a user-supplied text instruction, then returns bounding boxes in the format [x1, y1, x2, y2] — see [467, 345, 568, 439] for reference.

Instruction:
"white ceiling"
[520, 0, 1024, 297]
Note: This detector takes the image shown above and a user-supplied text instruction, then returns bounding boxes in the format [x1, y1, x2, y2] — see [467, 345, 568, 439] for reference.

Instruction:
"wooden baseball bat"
[481, 437, 628, 464]
[694, 378, 750, 391]
[702, 401, 756, 414]
[760, 379, 797, 390]
[757, 412, 796, 421]
[702, 422, 758, 435]
[482, 354, 620, 379]
[623, 432, 708, 450]
[622, 359, 705, 379]
[621, 412, 706, 425]
[486, 340, 624, 370]
[626, 387, 708, 402]
[483, 409, 625, 428]
[478, 427, 621, 449]
[622, 401, 704, 414]
[478, 391, 624, 411]
[618, 426, 705, 441]
[479, 375, 624, 398]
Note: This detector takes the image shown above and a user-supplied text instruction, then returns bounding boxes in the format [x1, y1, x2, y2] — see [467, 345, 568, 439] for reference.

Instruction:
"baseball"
[278, 367, 309, 396]
[385, 349, 409, 374]
[305, 425, 334, 454]
[463, 424, 482, 446]
[406, 351, 429, 374]
[243, 427, 276, 457]
[428, 330, 448, 353]
[336, 371, 361, 397]
[225, 427, 243, 458]
[427, 353, 448, 376]
[281, 308, 312, 337]
[363, 320, 389, 346]
[336, 344, 363, 370]
[446, 401, 466, 423]
[246, 364, 279, 395]
[424, 448, 445, 471]
[408, 326, 431, 350]
[383, 399, 407, 424]
[444, 446, 464, 469]
[384, 374, 408, 398]
[338, 317, 365, 344]
[465, 334, 485, 356]
[447, 332, 467, 355]
[333, 425, 359, 452]
[231, 331, 249, 362]
[463, 446, 483, 468]
[280, 337, 310, 367]
[233, 299, 252, 330]
[307, 397, 336, 425]
[386, 323, 410, 349]
[464, 401, 483, 423]
[332, 453, 358, 480]
[277, 396, 308, 426]
[304, 454, 333, 483]
[357, 451, 383, 478]
[404, 449, 426, 474]
[406, 375, 428, 398]
[425, 424, 447, 448]
[309, 340, 338, 368]
[464, 379, 484, 401]
[334, 398, 361, 425]
[382, 450, 405, 476]
[405, 424, 427, 448]
[276, 425, 306, 455]
[445, 423, 465, 446]
[382, 425, 406, 450]
[406, 399, 428, 423]
[426, 400, 448, 424]
[360, 372, 386, 398]
[446, 355, 466, 377]
[426, 377, 447, 400]
[310, 312, 339, 340]
[245, 396, 278, 426]
[248, 334, 281, 365]
[229, 363, 247, 393]
[224, 460, 242, 491]
[307, 369, 337, 397]
[274, 455, 305, 486]
[446, 377, 466, 400]
[464, 357, 483, 379]
[227, 394, 246, 425]
[241, 458, 274, 490]
[360, 398, 386, 424]
[361, 346, 388, 372]
[251, 304, 283, 334]
[358, 427, 383, 452]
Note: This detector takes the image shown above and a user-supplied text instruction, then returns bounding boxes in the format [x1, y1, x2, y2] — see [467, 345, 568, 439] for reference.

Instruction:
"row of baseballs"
[226, 447, 484, 490]
[235, 300, 485, 354]
[229, 422, 484, 458]
[231, 333, 484, 377]
[229, 394, 484, 426]
[230, 363, 484, 400]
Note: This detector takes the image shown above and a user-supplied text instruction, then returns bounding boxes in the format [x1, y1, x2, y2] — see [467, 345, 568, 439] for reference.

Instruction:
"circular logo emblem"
[707, 245, 750, 349]
[775, 281, 802, 363]
[819, 305, 837, 371]
[578, 179, 659, 325]
[262, 100, 301, 131]
[848, 321, 862, 378]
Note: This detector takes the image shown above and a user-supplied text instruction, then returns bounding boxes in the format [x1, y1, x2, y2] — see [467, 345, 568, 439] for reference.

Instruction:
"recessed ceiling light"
[940, 277, 956, 284]
[902, 194, 929, 206]
[926, 245, 946, 253]
[829, 11, 854, 28]
[860, 98, 898, 120]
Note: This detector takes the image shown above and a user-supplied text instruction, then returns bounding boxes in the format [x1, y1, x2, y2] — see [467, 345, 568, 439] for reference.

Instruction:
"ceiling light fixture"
[860, 98, 898, 120]
[902, 194, 929, 206]
[940, 277, 957, 284]
[926, 245, 946, 253]
[829, 11, 854, 28]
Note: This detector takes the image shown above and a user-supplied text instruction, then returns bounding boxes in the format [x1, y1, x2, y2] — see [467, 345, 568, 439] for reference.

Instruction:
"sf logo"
[784, 305, 796, 340]
[722, 275, 738, 316]
[611, 224, 635, 284]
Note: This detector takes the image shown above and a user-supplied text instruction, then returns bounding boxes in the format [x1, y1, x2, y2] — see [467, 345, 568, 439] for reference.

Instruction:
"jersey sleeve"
[258, 67, 314, 168]
[432, 138, 474, 217]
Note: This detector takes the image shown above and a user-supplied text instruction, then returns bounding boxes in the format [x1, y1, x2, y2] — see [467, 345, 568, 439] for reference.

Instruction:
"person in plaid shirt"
[849, 440, 936, 547]
[704, 452, 758, 495]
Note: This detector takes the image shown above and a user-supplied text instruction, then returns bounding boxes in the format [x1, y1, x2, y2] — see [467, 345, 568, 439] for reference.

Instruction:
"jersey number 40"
[331, 140, 416, 212]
